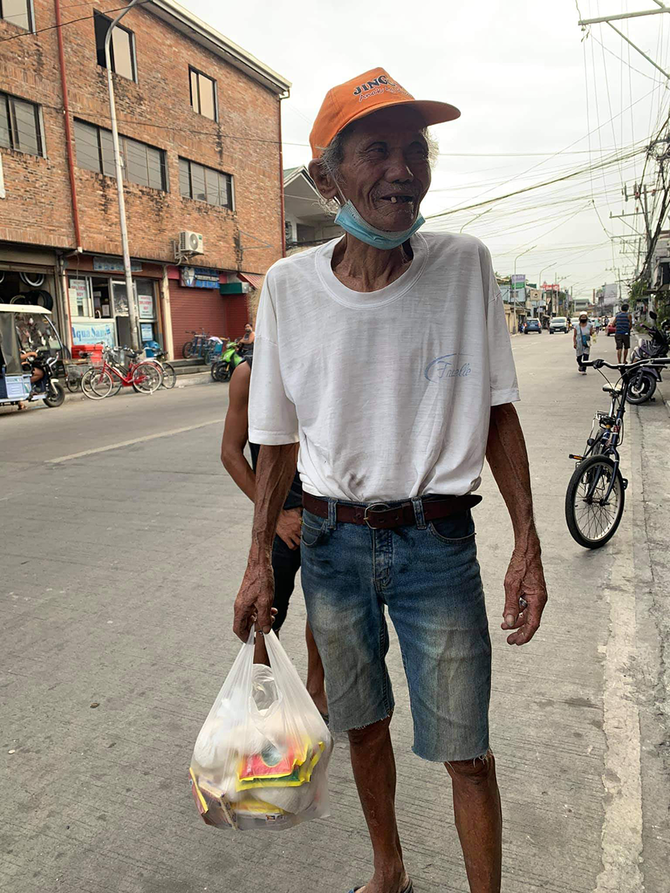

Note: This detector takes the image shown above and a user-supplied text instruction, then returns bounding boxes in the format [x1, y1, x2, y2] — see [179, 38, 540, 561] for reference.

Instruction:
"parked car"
[549, 316, 569, 334]
[523, 319, 542, 334]
[607, 319, 616, 336]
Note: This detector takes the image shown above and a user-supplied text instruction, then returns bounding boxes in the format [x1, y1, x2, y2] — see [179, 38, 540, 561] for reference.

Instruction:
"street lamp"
[512, 245, 536, 334]
[105, 0, 141, 351]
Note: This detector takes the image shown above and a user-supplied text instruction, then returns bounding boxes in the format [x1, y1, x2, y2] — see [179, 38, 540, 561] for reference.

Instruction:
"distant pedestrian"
[614, 303, 633, 364]
[237, 323, 255, 358]
[573, 312, 593, 374]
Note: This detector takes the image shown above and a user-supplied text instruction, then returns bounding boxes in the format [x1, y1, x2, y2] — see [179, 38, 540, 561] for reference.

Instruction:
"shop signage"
[138, 292, 154, 319]
[72, 321, 116, 347]
[140, 323, 154, 341]
[180, 266, 220, 289]
[511, 274, 526, 290]
[93, 257, 143, 273]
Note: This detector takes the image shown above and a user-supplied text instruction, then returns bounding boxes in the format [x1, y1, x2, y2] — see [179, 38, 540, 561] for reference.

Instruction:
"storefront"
[0, 247, 61, 329]
[65, 256, 164, 350]
[168, 265, 235, 357]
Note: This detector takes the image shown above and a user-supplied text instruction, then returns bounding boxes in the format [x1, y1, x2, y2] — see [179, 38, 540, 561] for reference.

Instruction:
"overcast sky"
[186, 0, 670, 298]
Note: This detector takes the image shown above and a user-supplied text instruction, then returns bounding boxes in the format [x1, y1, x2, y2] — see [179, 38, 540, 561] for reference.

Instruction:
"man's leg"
[348, 716, 409, 893]
[446, 752, 502, 893]
[305, 621, 327, 717]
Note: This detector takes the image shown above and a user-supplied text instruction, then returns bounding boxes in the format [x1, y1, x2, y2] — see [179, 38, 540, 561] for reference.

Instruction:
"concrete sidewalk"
[1, 333, 668, 893]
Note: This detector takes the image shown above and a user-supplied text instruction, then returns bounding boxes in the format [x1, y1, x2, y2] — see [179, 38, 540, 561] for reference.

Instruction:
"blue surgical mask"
[334, 200, 425, 250]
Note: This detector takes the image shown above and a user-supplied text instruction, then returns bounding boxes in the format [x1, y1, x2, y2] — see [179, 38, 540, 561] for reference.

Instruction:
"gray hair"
[316, 124, 438, 215]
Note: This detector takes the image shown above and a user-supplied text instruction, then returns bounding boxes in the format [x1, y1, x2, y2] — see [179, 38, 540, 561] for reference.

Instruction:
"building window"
[0, 0, 33, 31]
[68, 278, 94, 319]
[75, 119, 167, 191]
[94, 11, 136, 81]
[189, 68, 217, 121]
[0, 92, 43, 156]
[178, 157, 232, 209]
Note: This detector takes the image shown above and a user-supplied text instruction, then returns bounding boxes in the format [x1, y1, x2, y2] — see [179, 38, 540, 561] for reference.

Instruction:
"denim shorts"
[300, 500, 491, 763]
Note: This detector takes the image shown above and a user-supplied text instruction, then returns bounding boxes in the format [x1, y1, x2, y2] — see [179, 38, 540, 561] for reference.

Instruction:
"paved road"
[1, 332, 668, 893]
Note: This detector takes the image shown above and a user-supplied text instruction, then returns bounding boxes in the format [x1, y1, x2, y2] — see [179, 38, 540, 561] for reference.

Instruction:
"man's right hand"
[233, 560, 275, 640]
[275, 508, 302, 549]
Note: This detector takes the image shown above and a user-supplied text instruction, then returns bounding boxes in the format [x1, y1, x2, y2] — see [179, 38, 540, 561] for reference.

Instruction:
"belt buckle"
[363, 502, 390, 529]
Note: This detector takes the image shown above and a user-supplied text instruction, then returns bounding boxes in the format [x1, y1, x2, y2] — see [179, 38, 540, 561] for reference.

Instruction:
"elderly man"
[234, 68, 547, 893]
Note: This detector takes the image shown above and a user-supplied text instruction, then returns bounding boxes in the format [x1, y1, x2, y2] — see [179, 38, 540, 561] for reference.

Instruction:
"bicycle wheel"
[182, 340, 194, 359]
[65, 370, 82, 393]
[82, 368, 115, 399]
[565, 455, 625, 549]
[132, 362, 161, 393]
[160, 362, 177, 389]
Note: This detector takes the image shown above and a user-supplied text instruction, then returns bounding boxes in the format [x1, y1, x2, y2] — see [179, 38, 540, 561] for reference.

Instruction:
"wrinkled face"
[335, 107, 431, 232]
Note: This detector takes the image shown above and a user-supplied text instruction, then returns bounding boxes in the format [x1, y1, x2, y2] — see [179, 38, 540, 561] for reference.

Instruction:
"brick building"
[0, 0, 289, 356]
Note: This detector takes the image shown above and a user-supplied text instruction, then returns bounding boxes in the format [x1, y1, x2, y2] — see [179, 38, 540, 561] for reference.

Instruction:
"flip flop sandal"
[349, 882, 413, 893]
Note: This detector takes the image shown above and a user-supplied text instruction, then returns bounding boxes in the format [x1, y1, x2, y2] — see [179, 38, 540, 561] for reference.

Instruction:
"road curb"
[60, 371, 220, 403]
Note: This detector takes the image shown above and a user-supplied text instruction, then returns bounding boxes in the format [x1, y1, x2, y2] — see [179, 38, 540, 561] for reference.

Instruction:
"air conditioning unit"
[178, 230, 204, 255]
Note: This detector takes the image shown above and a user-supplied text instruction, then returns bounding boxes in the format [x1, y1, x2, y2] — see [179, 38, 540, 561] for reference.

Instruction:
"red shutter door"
[169, 282, 228, 357]
[223, 295, 250, 339]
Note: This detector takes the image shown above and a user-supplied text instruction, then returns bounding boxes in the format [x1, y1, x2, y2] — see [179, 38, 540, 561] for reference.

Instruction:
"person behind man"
[235, 68, 548, 893]
[237, 323, 255, 358]
[614, 303, 633, 363]
[573, 312, 593, 375]
[221, 350, 327, 718]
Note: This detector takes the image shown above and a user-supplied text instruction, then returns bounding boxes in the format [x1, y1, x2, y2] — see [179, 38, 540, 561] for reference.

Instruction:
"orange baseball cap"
[309, 67, 461, 158]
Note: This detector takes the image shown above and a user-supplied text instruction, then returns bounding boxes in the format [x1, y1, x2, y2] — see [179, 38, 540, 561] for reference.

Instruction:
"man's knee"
[347, 714, 392, 748]
[445, 750, 496, 786]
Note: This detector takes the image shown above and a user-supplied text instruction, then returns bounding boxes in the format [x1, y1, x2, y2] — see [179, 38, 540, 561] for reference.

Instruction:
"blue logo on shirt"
[424, 354, 472, 383]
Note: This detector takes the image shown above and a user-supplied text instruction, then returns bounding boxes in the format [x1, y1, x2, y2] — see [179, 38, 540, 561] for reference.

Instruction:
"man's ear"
[308, 159, 339, 202]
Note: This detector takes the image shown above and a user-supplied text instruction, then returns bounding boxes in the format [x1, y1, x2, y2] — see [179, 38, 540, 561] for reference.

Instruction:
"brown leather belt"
[302, 492, 482, 530]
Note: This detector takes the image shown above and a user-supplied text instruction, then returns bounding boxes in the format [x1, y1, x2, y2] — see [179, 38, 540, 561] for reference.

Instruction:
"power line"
[0, 1, 152, 42]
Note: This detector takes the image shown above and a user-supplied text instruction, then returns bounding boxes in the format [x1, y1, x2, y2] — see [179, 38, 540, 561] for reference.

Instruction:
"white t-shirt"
[248, 232, 519, 503]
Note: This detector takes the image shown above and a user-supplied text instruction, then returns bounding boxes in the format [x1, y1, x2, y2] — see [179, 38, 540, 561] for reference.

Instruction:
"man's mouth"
[381, 195, 415, 204]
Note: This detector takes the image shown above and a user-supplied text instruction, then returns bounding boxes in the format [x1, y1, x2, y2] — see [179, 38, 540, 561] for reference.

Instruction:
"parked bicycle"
[182, 330, 209, 359]
[565, 356, 670, 549]
[151, 347, 177, 390]
[81, 347, 162, 399]
[63, 349, 95, 393]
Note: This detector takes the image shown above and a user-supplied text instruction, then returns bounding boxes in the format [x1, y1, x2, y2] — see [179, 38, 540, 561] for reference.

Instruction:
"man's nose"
[384, 151, 415, 183]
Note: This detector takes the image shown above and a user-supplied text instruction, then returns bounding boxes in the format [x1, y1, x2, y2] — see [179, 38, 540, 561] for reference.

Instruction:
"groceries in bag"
[189, 629, 332, 831]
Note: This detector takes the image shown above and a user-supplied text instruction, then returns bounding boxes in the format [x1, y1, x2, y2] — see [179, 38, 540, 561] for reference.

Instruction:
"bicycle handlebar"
[582, 357, 670, 372]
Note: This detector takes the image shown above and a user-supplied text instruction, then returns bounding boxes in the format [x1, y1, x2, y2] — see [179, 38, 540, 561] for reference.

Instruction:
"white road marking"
[47, 419, 225, 464]
[595, 456, 644, 893]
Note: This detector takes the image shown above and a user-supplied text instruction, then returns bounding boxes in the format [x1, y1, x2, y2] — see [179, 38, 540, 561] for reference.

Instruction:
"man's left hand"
[501, 541, 547, 646]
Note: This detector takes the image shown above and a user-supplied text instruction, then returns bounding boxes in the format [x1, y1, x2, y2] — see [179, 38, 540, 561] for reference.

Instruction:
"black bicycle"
[565, 356, 670, 548]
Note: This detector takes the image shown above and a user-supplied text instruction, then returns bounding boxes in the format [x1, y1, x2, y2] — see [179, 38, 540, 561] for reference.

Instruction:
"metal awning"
[238, 273, 264, 290]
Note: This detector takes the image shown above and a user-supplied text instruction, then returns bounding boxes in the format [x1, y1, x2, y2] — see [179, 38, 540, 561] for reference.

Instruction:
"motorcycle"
[211, 340, 245, 382]
[26, 352, 66, 408]
[626, 311, 670, 405]
[0, 303, 65, 410]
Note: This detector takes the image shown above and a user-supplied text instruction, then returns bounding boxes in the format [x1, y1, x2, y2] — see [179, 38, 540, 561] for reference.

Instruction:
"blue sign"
[180, 266, 220, 289]
[93, 257, 143, 272]
[72, 322, 116, 347]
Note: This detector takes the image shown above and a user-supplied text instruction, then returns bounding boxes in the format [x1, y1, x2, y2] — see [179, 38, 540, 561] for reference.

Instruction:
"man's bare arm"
[233, 442, 299, 640]
[486, 403, 547, 646]
[221, 362, 256, 501]
[221, 364, 303, 551]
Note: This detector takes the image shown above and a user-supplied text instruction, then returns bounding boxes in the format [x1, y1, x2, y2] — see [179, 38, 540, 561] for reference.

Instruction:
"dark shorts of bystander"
[615, 334, 630, 350]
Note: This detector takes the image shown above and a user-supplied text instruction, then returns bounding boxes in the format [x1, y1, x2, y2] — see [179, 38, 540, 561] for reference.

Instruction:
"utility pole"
[578, 5, 670, 80]
[105, 0, 141, 351]
[512, 245, 536, 334]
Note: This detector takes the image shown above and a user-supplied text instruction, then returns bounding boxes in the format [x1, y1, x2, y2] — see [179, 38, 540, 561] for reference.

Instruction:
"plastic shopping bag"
[189, 628, 332, 832]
